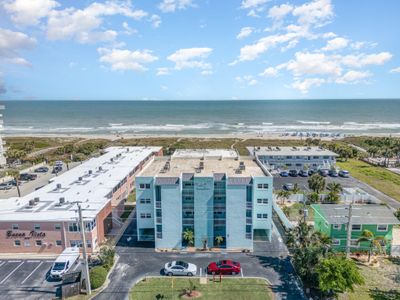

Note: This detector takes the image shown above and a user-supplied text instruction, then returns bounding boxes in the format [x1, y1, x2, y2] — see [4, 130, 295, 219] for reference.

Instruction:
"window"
[246, 210, 252, 218]
[145, 183, 151, 189]
[36, 240, 43, 246]
[24, 240, 30, 247]
[257, 198, 268, 204]
[246, 225, 252, 233]
[139, 183, 145, 189]
[262, 214, 268, 219]
[146, 213, 151, 218]
[140, 213, 146, 219]
[157, 225, 162, 232]
[34, 224, 41, 231]
[140, 198, 151, 204]
[12, 224, 19, 230]
[56, 240, 62, 247]
[54, 224, 61, 230]
[263, 184, 268, 189]
[257, 184, 263, 189]
[257, 183, 269, 189]
[70, 240, 83, 247]
[14, 240, 21, 247]
[332, 239, 340, 246]
[351, 224, 361, 231]
[257, 213, 262, 219]
[87, 240, 92, 248]
[68, 222, 79, 232]
[377, 224, 388, 231]
[333, 224, 341, 230]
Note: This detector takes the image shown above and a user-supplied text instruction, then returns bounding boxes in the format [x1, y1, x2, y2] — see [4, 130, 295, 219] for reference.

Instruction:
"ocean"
[1, 100, 400, 136]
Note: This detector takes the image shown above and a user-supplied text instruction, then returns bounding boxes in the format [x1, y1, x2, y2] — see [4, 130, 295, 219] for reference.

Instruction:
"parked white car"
[50, 247, 80, 280]
[164, 261, 197, 276]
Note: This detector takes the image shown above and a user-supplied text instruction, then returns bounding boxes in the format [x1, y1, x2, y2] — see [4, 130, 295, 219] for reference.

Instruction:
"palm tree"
[7, 169, 21, 197]
[276, 190, 291, 205]
[327, 182, 342, 194]
[215, 236, 224, 247]
[183, 229, 194, 247]
[357, 230, 386, 262]
[307, 192, 320, 204]
[292, 183, 301, 194]
[308, 174, 326, 193]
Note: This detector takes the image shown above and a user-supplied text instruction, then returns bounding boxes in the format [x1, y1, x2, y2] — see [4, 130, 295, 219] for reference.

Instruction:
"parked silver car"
[164, 261, 197, 276]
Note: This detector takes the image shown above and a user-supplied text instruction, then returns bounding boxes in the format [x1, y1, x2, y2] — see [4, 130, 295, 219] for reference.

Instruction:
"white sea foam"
[297, 120, 331, 125]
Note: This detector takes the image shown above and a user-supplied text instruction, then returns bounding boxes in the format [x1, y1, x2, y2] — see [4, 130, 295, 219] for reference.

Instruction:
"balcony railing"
[246, 218, 252, 224]
[246, 203, 252, 209]
[245, 233, 252, 239]
[214, 219, 225, 225]
[155, 202, 161, 209]
[156, 217, 162, 224]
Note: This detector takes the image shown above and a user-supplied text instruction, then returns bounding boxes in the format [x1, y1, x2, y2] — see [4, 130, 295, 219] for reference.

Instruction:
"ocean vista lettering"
[6, 230, 46, 239]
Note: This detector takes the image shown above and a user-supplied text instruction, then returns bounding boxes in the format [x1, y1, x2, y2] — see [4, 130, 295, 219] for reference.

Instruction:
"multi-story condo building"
[0, 146, 162, 254]
[136, 149, 273, 251]
[248, 146, 338, 171]
[0, 104, 5, 166]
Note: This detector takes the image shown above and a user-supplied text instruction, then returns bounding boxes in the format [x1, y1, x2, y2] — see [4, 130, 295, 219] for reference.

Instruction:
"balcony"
[245, 233, 252, 239]
[156, 217, 162, 224]
[182, 219, 194, 225]
[246, 218, 252, 224]
[155, 202, 161, 209]
[246, 203, 252, 209]
[214, 219, 225, 225]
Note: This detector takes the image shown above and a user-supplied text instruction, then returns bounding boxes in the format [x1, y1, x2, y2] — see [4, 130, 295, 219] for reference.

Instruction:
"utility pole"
[345, 200, 354, 259]
[78, 203, 91, 295]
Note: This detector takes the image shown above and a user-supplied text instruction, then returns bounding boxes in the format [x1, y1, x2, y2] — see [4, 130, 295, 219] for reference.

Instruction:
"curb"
[89, 253, 120, 299]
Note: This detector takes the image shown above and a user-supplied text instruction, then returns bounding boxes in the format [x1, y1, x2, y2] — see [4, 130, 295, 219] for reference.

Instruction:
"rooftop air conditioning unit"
[29, 199, 35, 206]
[88, 170, 93, 175]
[78, 176, 83, 181]
[56, 183, 62, 189]
[126, 148, 129, 152]
[34, 197, 40, 203]
[110, 158, 114, 162]
[59, 197, 65, 205]
[98, 166, 103, 171]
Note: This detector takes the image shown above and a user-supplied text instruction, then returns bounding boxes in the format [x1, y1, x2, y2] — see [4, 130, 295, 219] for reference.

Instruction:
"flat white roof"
[0, 146, 161, 222]
[248, 146, 338, 157]
[172, 149, 238, 158]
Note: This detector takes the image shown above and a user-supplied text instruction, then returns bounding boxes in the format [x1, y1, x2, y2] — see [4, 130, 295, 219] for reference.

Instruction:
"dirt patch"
[181, 291, 202, 299]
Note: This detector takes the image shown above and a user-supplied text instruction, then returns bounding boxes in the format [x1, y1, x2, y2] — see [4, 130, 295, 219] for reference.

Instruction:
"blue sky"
[0, 0, 400, 100]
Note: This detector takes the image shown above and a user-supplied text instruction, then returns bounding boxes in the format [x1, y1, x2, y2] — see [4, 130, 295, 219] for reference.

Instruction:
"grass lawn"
[339, 258, 400, 300]
[129, 278, 273, 300]
[281, 203, 314, 222]
[337, 159, 400, 201]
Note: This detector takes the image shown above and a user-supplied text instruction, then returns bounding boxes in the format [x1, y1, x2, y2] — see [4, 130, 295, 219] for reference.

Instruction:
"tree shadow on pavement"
[255, 255, 305, 300]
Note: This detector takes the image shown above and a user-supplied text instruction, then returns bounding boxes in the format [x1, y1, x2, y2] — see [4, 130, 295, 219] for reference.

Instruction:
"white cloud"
[268, 3, 293, 21]
[167, 47, 213, 71]
[321, 37, 349, 51]
[259, 67, 278, 77]
[241, 0, 269, 9]
[156, 67, 170, 76]
[150, 14, 162, 28]
[160, 85, 168, 90]
[46, 1, 149, 43]
[247, 9, 260, 18]
[236, 27, 254, 39]
[0, 28, 36, 67]
[286, 52, 342, 76]
[122, 22, 137, 35]
[341, 52, 392, 68]
[236, 75, 258, 86]
[335, 70, 371, 84]
[292, 0, 334, 27]
[292, 78, 325, 94]
[158, 0, 195, 13]
[390, 67, 400, 73]
[322, 32, 337, 39]
[98, 48, 158, 72]
[201, 70, 213, 76]
[3, 0, 59, 26]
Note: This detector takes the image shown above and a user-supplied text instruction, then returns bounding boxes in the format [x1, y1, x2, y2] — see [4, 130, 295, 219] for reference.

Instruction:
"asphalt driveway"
[93, 212, 304, 300]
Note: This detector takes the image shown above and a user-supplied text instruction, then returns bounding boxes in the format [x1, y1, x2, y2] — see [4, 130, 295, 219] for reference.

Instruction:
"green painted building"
[312, 204, 400, 254]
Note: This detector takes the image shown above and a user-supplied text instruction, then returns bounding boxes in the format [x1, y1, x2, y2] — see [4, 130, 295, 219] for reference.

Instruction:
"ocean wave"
[105, 123, 212, 132]
[297, 120, 331, 125]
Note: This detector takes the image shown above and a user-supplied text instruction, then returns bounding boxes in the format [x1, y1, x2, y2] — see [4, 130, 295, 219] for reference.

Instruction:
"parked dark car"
[19, 173, 37, 181]
[318, 169, 329, 177]
[289, 169, 298, 177]
[279, 171, 289, 177]
[52, 166, 62, 174]
[308, 169, 317, 176]
[34, 166, 49, 173]
[207, 260, 241, 275]
[329, 169, 339, 177]
[298, 170, 309, 177]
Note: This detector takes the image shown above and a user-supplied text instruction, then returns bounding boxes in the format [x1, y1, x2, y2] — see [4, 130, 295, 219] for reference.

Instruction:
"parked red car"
[207, 260, 241, 275]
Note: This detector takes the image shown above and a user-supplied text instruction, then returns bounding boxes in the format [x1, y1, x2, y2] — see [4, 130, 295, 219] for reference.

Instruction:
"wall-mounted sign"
[6, 230, 46, 239]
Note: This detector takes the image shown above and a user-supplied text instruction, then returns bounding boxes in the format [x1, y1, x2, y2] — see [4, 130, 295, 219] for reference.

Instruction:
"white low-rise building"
[248, 146, 338, 171]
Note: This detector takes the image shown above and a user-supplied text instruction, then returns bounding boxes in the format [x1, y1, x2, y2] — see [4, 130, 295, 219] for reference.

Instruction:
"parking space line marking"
[45, 260, 54, 263]
[240, 268, 244, 278]
[21, 261, 43, 285]
[0, 261, 24, 284]
[8, 260, 21, 263]
[199, 267, 202, 277]
[0, 262, 5, 268]
[27, 260, 40, 263]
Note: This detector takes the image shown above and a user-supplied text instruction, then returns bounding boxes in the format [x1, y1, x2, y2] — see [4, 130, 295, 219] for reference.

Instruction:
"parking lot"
[0, 258, 81, 300]
[93, 211, 305, 300]
[0, 162, 80, 199]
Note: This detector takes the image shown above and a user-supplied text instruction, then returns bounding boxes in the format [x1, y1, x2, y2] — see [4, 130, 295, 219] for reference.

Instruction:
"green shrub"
[99, 246, 115, 271]
[90, 266, 108, 290]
